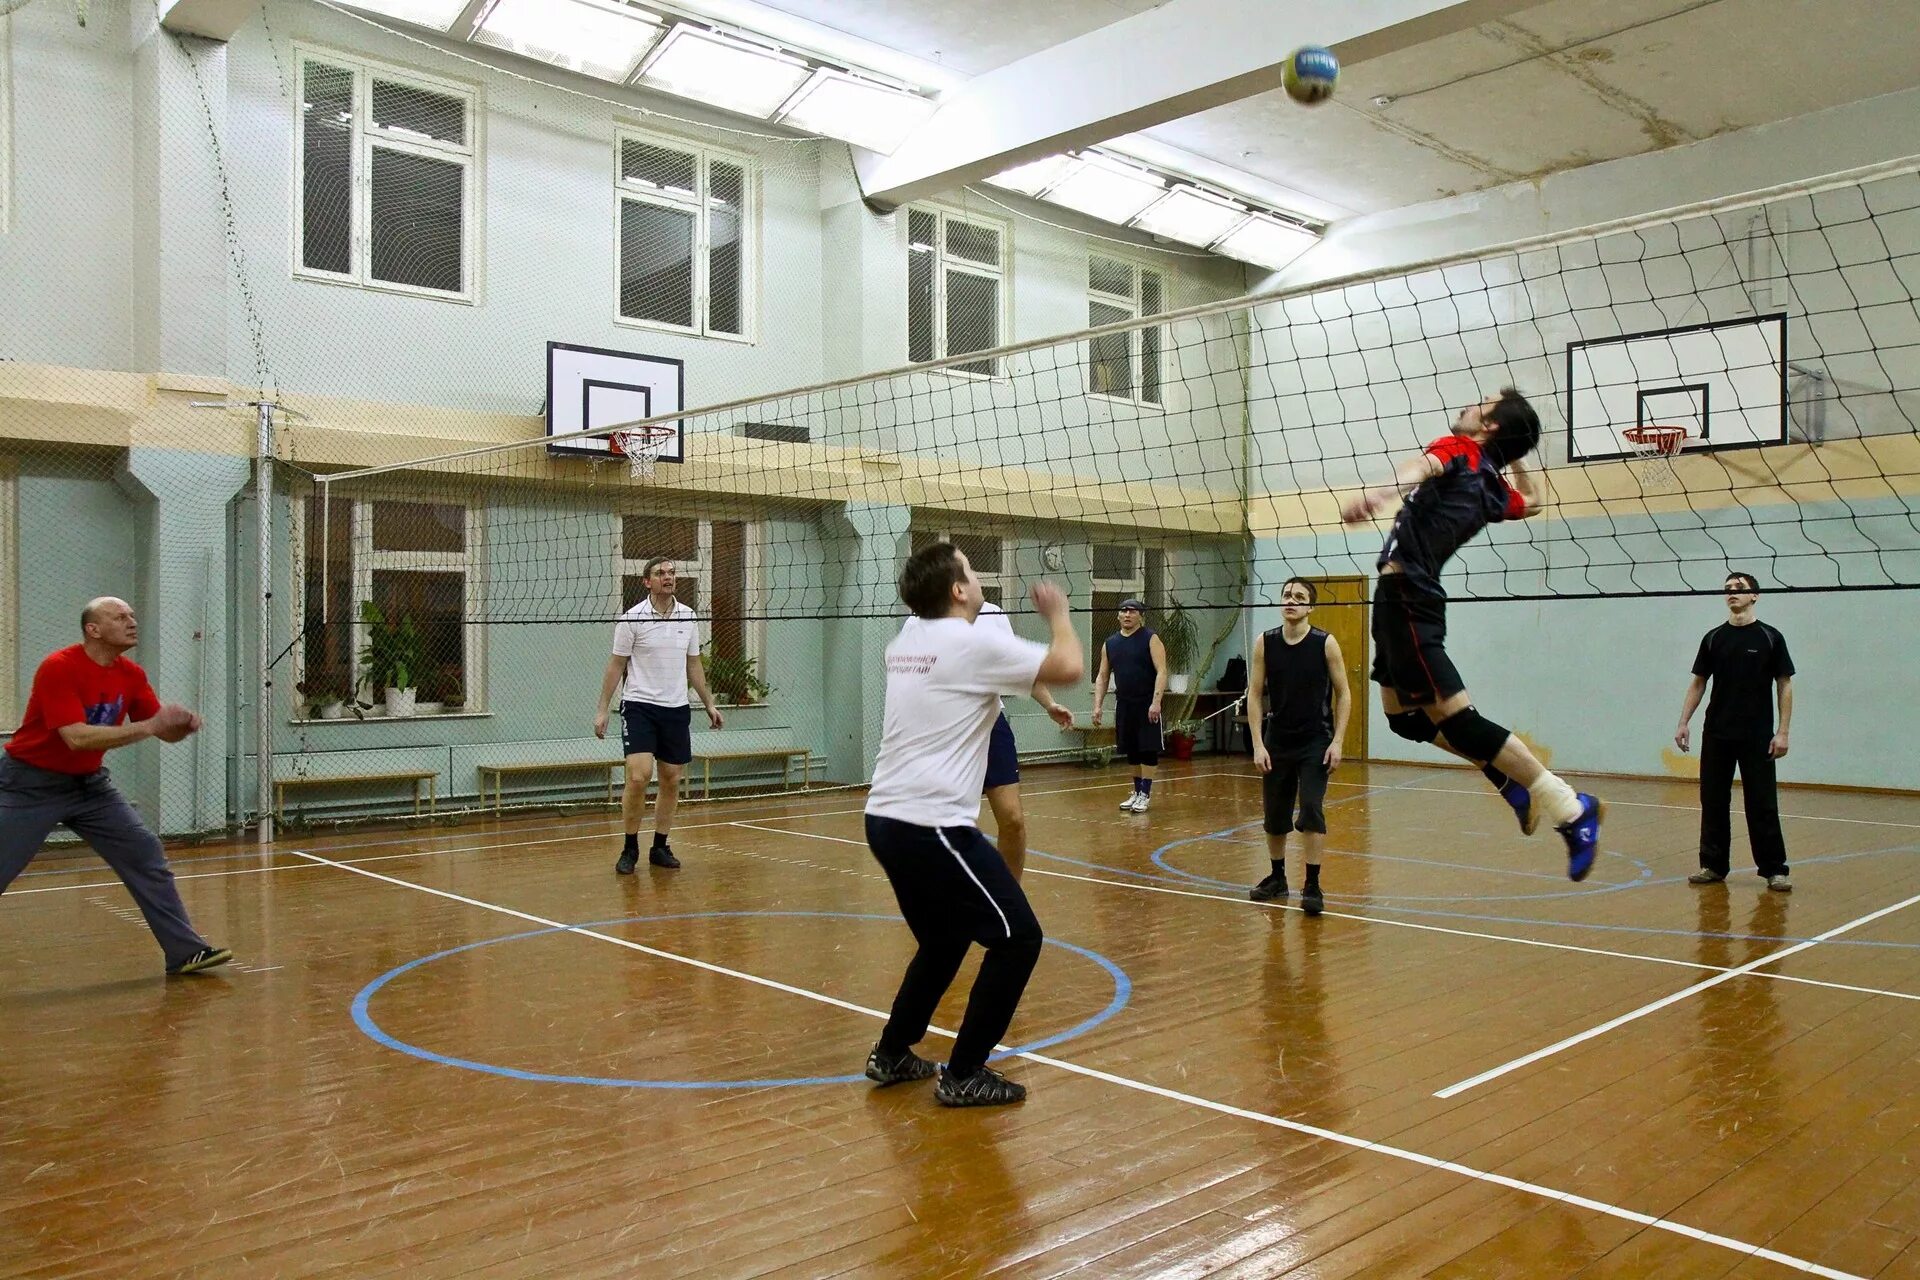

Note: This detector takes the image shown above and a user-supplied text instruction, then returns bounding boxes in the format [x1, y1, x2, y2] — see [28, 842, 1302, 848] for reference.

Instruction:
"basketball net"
[610, 426, 674, 480]
[1623, 425, 1687, 493]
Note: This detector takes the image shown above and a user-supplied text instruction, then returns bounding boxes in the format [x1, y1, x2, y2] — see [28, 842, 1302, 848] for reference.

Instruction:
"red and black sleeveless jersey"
[1376, 435, 1526, 596]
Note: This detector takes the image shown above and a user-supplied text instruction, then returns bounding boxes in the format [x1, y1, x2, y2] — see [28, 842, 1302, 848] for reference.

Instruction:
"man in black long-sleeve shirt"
[1676, 571, 1796, 892]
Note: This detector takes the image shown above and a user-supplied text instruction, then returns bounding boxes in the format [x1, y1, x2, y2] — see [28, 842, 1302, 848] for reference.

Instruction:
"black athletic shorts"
[621, 700, 693, 766]
[1114, 698, 1163, 765]
[1262, 734, 1330, 835]
[1370, 574, 1465, 705]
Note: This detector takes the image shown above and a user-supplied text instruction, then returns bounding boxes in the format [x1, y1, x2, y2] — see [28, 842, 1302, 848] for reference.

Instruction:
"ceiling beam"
[158, 0, 257, 41]
[856, 0, 1538, 211]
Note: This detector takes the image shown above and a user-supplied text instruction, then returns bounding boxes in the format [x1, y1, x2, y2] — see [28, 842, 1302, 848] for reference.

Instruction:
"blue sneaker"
[1499, 778, 1537, 836]
[1558, 793, 1605, 882]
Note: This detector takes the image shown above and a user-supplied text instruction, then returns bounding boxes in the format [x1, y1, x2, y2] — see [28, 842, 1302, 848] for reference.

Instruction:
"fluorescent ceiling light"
[982, 154, 1079, 198]
[1042, 156, 1165, 225]
[1131, 186, 1247, 247]
[1214, 214, 1320, 270]
[473, 0, 664, 83]
[640, 25, 813, 119]
[777, 70, 937, 155]
[335, 0, 469, 30]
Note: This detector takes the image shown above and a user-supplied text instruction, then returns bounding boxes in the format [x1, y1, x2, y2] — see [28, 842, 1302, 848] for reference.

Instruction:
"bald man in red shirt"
[1, 597, 231, 974]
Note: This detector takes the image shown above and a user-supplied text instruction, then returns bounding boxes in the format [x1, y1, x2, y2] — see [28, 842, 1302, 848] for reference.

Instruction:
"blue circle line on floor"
[352, 910, 1131, 1089]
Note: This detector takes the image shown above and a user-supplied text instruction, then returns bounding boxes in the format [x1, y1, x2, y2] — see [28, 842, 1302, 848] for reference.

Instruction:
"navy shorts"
[983, 711, 1020, 791]
[1114, 698, 1162, 765]
[621, 700, 693, 766]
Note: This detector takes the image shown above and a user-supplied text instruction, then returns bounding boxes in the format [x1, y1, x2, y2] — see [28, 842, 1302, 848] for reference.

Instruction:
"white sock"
[1528, 771, 1584, 827]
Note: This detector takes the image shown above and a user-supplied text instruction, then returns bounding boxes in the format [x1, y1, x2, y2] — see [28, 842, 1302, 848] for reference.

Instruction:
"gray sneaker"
[1767, 874, 1793, 893]
[1687, 868, 1726, 885]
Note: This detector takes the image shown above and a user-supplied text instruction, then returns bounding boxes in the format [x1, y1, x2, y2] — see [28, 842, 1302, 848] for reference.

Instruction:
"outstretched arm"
[1342, 452, 1443, 523]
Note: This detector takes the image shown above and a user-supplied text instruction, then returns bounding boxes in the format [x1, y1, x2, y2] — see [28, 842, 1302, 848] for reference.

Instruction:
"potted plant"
[356, 601, 429, 718]
[1165, 718, 1204, 762]
[296, 675, 351, 720]
[1158, 599, 1200, 695]
[702, 645, 774, 707]
[436, 673, 466, 713]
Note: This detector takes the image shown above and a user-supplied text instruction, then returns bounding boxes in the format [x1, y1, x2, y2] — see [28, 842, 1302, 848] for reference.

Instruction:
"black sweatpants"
[1698, 733, 1789, 878]
[865, 813, 1043, 1076]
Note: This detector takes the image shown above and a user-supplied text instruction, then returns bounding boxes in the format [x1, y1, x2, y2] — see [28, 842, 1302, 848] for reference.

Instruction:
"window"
[911, 527, 1009, 606]
[907, 207, 1007, 376]
[0, 464, 15, 730]
[297, 51, 476, 300]
[616, 513, 761, 674]
[1088, 255, 1165, 406]
[616, 132, 754, 340]
[1090, 543, 1165, 666]
[297, 495, 484, 715]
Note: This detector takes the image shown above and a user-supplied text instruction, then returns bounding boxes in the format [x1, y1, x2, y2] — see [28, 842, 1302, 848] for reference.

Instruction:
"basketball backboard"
[545, 342, 685, 462]
[1566, 314, 1787, 462]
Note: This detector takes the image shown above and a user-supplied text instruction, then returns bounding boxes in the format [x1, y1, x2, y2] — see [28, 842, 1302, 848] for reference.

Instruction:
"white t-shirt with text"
[865, 613, 1047, 829]
[612, 597, 700, 707]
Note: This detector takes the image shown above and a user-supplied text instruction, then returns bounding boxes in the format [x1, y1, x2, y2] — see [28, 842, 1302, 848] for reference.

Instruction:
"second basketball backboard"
[545, 342, 684, 462]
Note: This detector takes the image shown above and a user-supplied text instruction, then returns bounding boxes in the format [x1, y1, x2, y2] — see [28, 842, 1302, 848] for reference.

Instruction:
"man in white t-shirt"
[862, 542, 1083, 1108]
[594, 557, 725, 873]
[977, 601, 1074, 881]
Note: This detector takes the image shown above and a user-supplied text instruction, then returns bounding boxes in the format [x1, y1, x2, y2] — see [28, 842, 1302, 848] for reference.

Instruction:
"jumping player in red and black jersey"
[1341, 389, 1605, 880]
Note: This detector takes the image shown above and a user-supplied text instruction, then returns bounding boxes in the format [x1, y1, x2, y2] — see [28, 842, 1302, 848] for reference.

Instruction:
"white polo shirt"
[865, 613, 1047, 829]
[612, 596, 700, 707]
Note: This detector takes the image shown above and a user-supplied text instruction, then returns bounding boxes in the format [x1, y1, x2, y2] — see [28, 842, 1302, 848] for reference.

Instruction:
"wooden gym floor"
[6, 757, 1920, 1279]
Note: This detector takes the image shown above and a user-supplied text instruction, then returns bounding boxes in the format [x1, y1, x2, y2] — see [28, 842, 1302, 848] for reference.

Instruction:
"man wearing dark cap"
[1091, 598, 1168, 813]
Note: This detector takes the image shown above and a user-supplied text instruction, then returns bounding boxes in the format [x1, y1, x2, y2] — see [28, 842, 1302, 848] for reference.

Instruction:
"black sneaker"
[167, 946, 233, 976]
[864, 1043, 937, 1086]
[649, 843, 681, 869]
[1301, 885, 1324, 917]
[615, 846, 639, 875]
[1249, 875, 1289, 903]
[935, 1065, 1026, 1107]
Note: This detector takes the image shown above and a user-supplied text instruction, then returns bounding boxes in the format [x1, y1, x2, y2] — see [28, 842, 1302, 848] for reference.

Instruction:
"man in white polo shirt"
[862, 542, 1083, 1108]
[593, 556, 724, 873]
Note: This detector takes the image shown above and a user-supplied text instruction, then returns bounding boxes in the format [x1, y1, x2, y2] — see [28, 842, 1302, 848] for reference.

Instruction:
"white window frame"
[613, 128, 758, 343]
[906, 205, 1011, 379]
[613, 513, 766, 688]
[292, 47, 479, 303]
[0, 462, 16, 731]
[1087, 253, 1167, 409]
[290, 493, 487, 721]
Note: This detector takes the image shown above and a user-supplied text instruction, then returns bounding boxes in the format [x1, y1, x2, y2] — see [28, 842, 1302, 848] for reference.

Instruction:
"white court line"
[1435, 888, 1920, 1099]
[748, 824, 1920, 1008]
[293, 846, 1862, 1280]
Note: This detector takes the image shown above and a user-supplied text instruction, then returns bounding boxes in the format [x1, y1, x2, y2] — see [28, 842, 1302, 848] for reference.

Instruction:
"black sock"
[1304, 863, 1321, 890]
[1482, 764, 1511, 790]
[622, 832, 638, 852]
[652, 831, 669, 847]
[1269, 859, 1286, 882]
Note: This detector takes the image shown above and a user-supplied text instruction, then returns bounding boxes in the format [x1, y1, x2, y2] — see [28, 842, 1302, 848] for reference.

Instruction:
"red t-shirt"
[5, 645, 161, 775]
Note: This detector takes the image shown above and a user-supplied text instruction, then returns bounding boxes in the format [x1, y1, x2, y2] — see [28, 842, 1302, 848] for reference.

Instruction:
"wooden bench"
[476, 760, 622, 814]
[275, 769, 438, 822]
[697, 748, 812, 799]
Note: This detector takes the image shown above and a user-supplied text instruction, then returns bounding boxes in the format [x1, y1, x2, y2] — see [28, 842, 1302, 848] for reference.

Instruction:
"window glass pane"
[981, 584, 1003, 607]
[946, 270, 998, 374]
[302, 496, 354, 699]
[371, 78, 465, 146]
[710, 521, 746, 663]
[910, 529, 940, 553]
[675, 576, 699, 610]
[708, 160, 744, 336]
[619, 198, 695, 327]
[908, 235, 935, 363]
[1091, 544, 1136, 580]
[1089, 255, 1132, 297]
[1141, 323, 1163, 405]
[621, 139, 698, 197]
[370, 569, 465, 701]
[908, 209, 936, 249]
[372, 501, 464, 553]
[300, 61, 354, 275]
[945, 218, 999, 267]
[1091, 589, 1127, 667]
[1145, 548, 1166, 607]
[1089, 299, 1132, 396]
[1141, 270, 1163, 315]
[622, 514, 699, 562]
[953, 533, 1001, 575]
[369, 147, 465, 292]
[621, 574, 648, 610]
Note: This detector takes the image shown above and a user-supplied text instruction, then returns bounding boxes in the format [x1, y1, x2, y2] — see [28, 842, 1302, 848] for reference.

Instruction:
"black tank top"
[1262, 626, 1332, 744]
[1104, 627, 1157, 701]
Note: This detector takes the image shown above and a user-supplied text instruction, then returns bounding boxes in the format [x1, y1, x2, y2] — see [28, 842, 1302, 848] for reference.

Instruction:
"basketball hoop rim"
[608, 424, 677, 457]
[1623, 424, 1688, 455]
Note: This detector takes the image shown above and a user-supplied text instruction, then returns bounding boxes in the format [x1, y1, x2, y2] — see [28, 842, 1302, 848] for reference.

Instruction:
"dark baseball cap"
[1117, 598, 1146, 612]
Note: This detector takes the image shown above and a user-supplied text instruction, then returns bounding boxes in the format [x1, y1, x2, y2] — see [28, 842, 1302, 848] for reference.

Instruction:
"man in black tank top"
[1092, 599, 1168, 813]
[1247, 579, 1351, 915]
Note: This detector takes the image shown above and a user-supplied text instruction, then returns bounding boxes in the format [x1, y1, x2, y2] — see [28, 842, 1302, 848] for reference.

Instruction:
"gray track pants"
[0, 754, 211, 966]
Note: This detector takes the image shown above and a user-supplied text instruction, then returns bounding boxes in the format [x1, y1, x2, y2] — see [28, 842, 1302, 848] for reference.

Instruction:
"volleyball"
[1283, 46, 1339, 104]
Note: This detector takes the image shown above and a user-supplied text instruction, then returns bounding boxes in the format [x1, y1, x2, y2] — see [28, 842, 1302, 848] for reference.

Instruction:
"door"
[1300, 575, 1369, 762]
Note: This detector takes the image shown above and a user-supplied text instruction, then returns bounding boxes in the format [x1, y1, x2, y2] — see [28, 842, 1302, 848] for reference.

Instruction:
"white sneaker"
[1132, 793, 1151, 813]
[1119, 791, 1141, 811]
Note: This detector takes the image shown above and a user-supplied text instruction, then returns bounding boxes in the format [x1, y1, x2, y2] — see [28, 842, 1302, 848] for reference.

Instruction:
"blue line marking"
[352, 910, 1130, 1089]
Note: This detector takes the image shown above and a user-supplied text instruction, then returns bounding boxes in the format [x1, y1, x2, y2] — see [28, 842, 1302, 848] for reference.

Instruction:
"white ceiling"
[730, 0, 1920, 221]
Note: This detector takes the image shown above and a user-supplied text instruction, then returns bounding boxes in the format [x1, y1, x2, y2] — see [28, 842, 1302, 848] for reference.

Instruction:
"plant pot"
[1168, 673, 1192, 694]
[1167, 731, 1195, 761]
[415, 701, 444, 716]
[383, 687, 418, 718]
[319, 701, 346, 720]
